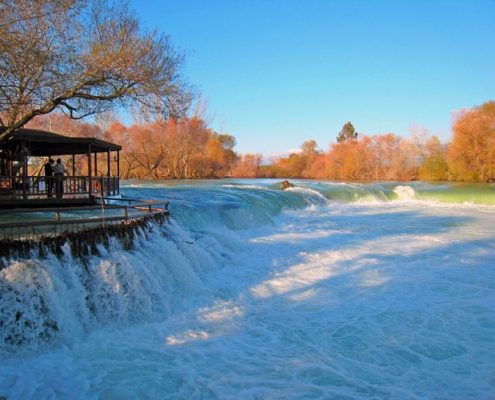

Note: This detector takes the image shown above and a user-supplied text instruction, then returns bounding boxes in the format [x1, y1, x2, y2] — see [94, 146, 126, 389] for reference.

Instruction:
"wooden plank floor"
[0, 197, 97, 209]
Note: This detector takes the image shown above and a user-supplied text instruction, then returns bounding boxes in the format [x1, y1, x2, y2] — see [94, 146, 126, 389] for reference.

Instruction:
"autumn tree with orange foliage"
[447, 101, 495, 182]
[27, 113, 238, 179]
[192, 133, 237, 178]
[232, 154, 263, 178]
[23, 101, 495, 182]
[107, 118, 237, 179]
[262, 140, 324, 179]
[263, 129, 440, 181]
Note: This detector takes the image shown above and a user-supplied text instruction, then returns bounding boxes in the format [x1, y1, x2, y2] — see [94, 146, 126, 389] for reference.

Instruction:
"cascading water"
[1, 180, 494, 399]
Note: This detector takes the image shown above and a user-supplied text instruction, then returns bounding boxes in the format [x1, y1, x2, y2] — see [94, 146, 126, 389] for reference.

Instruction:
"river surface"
[1, 180, 494, 399]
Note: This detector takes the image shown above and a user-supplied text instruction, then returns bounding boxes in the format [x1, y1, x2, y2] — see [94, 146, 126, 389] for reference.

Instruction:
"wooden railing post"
[22, 155, 28, 199]
[88, 144, 92, 197]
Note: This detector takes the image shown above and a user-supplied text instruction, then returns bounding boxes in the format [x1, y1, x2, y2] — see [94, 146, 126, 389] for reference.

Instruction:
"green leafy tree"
[337, 122, 359, 143]
[418, 136, 449, 181]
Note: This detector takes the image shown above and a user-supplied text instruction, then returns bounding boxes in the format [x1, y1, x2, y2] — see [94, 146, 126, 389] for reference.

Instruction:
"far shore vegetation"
[26, 100, 495, 182]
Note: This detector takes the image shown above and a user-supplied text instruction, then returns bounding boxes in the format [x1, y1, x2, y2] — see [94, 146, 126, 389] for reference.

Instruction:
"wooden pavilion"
[0, 128, 121, 208]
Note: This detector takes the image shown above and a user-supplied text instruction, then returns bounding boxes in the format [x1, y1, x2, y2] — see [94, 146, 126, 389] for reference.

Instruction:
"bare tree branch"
[0, 0, 192, 140]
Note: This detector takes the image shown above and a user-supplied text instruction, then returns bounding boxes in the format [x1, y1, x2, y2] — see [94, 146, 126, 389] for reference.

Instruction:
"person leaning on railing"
[54, 158, 66, 199]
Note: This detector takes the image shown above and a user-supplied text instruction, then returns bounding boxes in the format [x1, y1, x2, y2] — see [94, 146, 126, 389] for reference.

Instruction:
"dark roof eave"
[0, 128, 121, 156]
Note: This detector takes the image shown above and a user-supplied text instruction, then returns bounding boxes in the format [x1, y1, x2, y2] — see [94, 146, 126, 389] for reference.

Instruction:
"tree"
[418, 136, 448, 181]
[369, 133, 398, 180]
[368, 133, 412, 180]
[0, 0, 191, 140]
[301, 140, 318, 157]
[199, 133, 237, 177]
[326, 137, 374, 180]
[447, 101, 495, 182]
[300, 140, 322, 178]
[271, 152, 306, 178]
[232, 154, 262, 178]
[337, 121, 358, 143]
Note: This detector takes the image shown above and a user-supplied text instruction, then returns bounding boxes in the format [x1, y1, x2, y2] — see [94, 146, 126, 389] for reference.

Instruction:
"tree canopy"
[337, 121, 358, 143]
[23, 100, 495, 182]
[0, 0, 192, 140]
[447, 101, 495, 182]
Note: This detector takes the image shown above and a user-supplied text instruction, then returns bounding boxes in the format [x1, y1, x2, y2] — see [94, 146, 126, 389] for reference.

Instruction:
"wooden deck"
[0, 197, 97, 209]
[0, 197, 169, 242]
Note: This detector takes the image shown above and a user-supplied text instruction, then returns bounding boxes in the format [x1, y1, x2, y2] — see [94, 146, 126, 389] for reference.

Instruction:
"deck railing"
[0, 175, 119, 198]
[0, 197, 168, 241]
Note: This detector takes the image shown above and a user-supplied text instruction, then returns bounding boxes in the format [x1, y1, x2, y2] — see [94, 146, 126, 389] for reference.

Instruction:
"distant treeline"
[238, 101, 495, 182]
[28, 100, 494, 182]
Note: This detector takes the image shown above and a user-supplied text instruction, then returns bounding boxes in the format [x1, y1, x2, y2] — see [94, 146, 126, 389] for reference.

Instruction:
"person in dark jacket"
[44, 158, 55, 197]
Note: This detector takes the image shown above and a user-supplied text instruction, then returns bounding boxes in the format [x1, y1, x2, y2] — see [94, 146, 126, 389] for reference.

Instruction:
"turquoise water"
[125, 179, 495, 204]
[0, 179, 494, 399]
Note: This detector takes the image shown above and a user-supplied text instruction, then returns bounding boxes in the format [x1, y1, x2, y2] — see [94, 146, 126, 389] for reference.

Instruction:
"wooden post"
[107, 150, 111, 177]
[117, 150, 120, 178]
[22, 150, 28, 199]
[94, 151, 98, 177]
[9, 160, 13, 191]
[88, 145, 92, 196]
[72, 154, 76, 195]
[107, 150, 111, 196]
[116, 150, 120, 195]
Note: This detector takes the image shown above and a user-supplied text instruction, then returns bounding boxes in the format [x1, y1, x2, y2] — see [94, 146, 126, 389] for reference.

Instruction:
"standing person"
[54, 158, 65, 198]
[44, 158, 55, 197]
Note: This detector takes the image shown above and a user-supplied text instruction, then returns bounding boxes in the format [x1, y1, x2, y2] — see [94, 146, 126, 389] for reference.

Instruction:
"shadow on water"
[156, 206, 495, 398]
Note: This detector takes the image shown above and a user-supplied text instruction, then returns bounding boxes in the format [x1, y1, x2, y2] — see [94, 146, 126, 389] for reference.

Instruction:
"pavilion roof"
[0, 128, 121, 156]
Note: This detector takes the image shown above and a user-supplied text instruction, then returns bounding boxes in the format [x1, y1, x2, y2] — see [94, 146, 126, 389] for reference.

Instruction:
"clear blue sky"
[131, 0, 495, 157]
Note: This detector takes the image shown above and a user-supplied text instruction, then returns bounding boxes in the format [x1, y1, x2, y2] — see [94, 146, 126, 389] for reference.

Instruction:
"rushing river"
[1, 180, 494, 399]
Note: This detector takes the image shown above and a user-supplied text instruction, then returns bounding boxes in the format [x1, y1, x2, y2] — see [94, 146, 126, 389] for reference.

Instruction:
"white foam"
[1, 188, 495, 399]
[285, 186, 330, 205]
[393, 185, 417, 201]
[221, 184, 268, 190]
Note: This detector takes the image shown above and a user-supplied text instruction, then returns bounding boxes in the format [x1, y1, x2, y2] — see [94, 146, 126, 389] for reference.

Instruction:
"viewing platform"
[0, 128, 169, 259]
[0, 128, 121, 208]
[0, 197, 170, 260]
